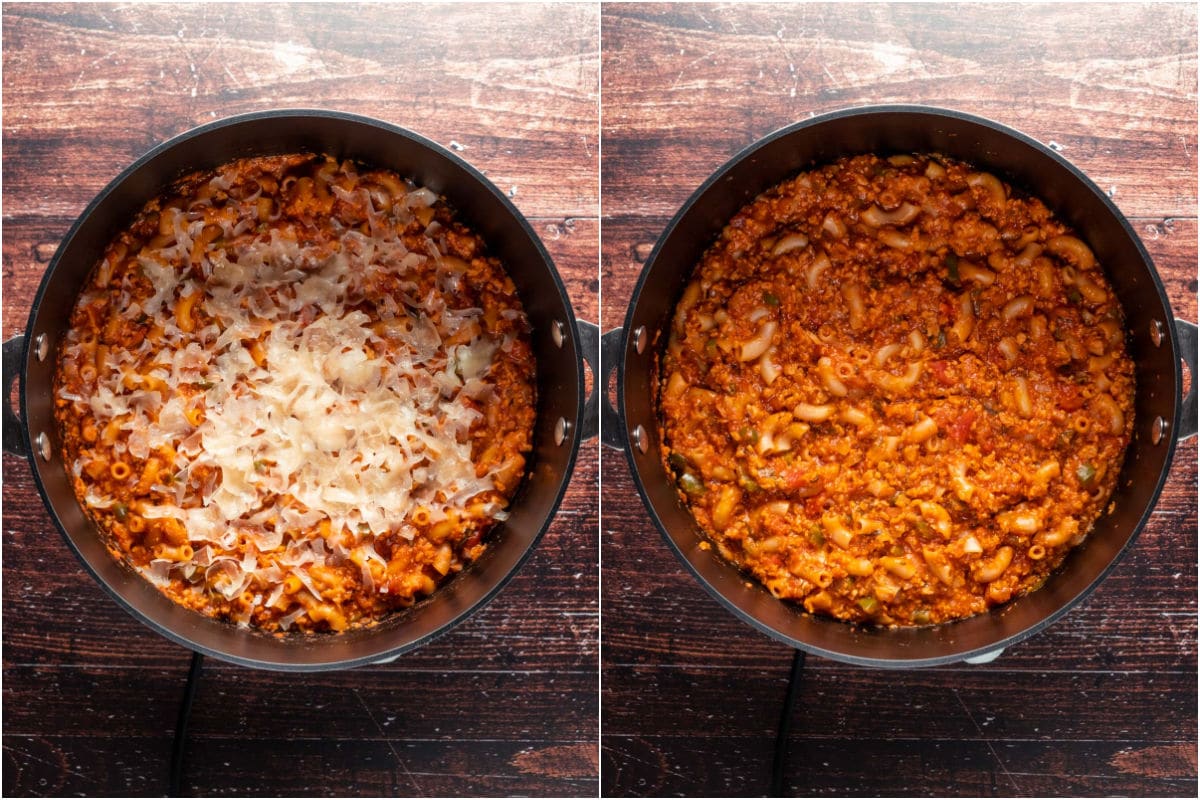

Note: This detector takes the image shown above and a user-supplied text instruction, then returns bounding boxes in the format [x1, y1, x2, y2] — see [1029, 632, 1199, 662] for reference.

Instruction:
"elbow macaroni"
[53, 154, 536, 633]
[658, 152, 1134, 626]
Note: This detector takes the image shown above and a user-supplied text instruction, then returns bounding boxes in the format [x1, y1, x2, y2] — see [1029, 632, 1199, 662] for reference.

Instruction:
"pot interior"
[621, 106, 1182, 667]
[22, 110, 583, 670]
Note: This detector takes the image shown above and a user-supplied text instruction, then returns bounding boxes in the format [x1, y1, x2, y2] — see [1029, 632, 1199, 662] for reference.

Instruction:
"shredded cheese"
[55, 154, 536, 632]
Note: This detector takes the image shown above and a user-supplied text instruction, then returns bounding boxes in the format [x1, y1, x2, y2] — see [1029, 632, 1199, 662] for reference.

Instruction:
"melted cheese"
[118, 214, 500, 538]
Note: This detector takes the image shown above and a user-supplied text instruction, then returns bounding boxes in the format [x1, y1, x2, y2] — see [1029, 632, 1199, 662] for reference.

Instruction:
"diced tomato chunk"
[947, 410, 978, 444]
[780, 466, 823, 497]
[930, 359, 955, 386]
[1057, 383, 1086, 411]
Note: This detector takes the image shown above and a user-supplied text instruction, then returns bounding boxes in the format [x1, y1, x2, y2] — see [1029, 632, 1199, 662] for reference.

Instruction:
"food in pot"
[54, 154, 536, 633]
[657, 153, 1134, 626]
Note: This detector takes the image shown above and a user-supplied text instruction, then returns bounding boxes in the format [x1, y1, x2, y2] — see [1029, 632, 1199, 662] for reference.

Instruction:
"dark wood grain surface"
[2, 4, 598, 797]
[600, 3, 1197, 797]
[5, 3, 1198, 798]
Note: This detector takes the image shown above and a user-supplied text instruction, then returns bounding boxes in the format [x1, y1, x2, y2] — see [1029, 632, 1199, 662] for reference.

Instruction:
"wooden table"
[2, 4, 598, 796]
[600, 3, 1197, 797]
[5, 3, 1197, 798]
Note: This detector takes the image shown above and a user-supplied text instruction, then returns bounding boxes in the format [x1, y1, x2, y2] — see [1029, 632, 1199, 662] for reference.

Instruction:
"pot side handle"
[3, 334, 28, 458]
[577, 321, 601, 442]
[1175, 319, 1197, 441]
[600, 328, 626, 450]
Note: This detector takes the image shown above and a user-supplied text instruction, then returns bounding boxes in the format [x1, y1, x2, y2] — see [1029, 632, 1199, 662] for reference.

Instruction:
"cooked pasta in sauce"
[54, 154, 536, 633]
[657, 153, 1134, 626]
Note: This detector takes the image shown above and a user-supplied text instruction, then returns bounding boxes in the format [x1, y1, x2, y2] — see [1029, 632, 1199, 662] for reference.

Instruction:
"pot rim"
[19, 108, 585, 671]
[618, 103, 1183, 667]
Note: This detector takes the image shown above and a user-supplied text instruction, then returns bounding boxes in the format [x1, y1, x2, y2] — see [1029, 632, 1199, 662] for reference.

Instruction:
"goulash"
[657, 153, 1134, 626]
[54, 154, 536, 633]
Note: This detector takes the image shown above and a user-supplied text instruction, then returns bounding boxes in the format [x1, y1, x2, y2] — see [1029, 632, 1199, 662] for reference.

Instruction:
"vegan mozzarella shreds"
[54, 154, 536, 633]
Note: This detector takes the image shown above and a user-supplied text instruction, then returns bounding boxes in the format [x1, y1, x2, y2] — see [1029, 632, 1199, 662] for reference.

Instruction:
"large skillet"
[604, 105, 1197, 668]
[3, 109, 599, 671]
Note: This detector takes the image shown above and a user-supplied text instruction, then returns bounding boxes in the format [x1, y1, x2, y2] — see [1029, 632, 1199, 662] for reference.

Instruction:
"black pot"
[2, 109, 599, 671]
[604, 105, 1197, 668]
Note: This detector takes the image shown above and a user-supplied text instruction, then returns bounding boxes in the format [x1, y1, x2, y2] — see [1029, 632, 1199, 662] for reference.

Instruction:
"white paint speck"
[273, 41, 309, 71]
[871, 42, 910, 72]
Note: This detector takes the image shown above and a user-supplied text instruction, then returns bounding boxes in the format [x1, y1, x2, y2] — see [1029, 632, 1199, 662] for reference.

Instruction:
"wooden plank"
[2, 4, 600, 220]
[602, 663, 1195, 742]
[4, 734, 596, 798]
[601, 3, 1198, 219]
[2, 663, 597, 743]
[602, 734, 1197, 797]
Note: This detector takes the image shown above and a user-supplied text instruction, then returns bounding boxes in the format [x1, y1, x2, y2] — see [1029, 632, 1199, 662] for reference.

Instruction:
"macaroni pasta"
[657, 153, 1134, 626]
[54, 154, 536, 633]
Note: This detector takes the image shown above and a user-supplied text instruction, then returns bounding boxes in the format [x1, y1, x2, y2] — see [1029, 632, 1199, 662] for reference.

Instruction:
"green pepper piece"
[808, 525, 825, 547]
[679, 472, 705, 495]
[737, 426, 760, 445]
[945, 253, 960, 286]
[1076, 463, 1097, 485]
[857, 595, 879, 613]
[736, 468, 760, 493]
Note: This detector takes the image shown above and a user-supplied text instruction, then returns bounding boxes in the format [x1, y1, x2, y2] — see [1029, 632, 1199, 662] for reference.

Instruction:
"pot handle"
[577, 321, 601, 442]
[3, 334, 28, 458]
[600, 328, 625, 450]
[1176, 319, 1197, 441]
